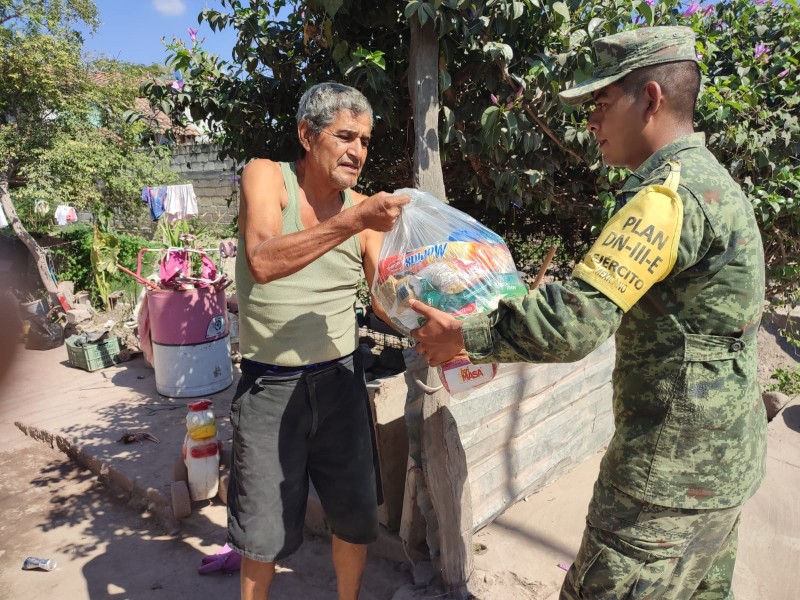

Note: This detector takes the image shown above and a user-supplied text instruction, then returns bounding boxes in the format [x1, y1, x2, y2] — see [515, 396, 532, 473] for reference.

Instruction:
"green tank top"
[235, 162, 362, 366]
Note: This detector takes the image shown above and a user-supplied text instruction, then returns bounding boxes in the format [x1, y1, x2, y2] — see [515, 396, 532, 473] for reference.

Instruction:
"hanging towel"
[54, 205, 77, 226]
[164, 184, 198, 222]
[142, 186, 167, 220]
[34, 199, 50, 215]
[0, 204, 8, 228]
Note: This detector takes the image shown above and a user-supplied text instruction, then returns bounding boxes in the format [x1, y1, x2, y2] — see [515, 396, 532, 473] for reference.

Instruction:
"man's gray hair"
[296, 82, 373, 132]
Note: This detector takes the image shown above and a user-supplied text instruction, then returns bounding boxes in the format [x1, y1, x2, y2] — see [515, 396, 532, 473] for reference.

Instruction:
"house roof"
[133, 97, 202, 138]
[89, 71, 202, 139]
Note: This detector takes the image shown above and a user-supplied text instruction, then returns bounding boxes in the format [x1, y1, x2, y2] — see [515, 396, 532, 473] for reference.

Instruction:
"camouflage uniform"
[461, 27, 767, 599]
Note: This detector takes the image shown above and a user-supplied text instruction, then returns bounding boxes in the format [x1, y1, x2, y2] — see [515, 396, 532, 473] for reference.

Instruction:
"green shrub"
[49, 224, 159, 308]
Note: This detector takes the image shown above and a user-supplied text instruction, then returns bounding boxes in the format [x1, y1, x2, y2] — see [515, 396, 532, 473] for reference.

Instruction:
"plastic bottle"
[183, 400, 220, 501]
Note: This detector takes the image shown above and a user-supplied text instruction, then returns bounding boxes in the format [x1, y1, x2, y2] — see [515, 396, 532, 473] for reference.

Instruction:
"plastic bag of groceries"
[371, 188, 527, 394]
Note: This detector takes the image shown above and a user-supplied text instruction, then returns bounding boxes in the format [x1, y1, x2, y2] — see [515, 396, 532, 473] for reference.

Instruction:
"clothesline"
[142, 183, 198, 222]
[0, 202, 77, 228]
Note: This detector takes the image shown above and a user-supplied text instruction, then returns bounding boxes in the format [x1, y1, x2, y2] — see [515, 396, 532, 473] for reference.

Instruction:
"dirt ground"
[756, 309, 800, 391]
[0, 307, 797, 600]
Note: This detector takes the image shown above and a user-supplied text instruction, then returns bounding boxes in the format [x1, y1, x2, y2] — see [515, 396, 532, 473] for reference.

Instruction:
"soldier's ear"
[642, 81, 664, 121]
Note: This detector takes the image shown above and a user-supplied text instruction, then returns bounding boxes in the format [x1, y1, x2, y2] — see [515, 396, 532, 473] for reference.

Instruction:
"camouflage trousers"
[560, 474, 742, 600]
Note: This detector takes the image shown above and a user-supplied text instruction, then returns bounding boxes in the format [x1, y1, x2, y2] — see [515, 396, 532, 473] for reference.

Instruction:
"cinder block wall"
[170, 143, 240, 227]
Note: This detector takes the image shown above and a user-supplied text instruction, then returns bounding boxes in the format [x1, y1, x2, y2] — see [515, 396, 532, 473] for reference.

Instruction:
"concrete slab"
[3, 344, 233, 534]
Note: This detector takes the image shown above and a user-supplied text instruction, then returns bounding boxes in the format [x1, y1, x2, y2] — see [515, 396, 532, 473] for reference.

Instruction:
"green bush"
[49, 224, 159, 308]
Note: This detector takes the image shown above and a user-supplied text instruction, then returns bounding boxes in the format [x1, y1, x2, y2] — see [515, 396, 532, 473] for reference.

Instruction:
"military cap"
[559, 26, 698, 106]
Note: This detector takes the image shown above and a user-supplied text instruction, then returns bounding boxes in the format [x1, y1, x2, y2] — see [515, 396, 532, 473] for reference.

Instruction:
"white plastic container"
[183, 436, 220, 500]
[182, 400, 220, 501]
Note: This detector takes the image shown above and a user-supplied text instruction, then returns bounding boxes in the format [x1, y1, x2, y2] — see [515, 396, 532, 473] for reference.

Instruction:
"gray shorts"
[226, 353, 380, 562]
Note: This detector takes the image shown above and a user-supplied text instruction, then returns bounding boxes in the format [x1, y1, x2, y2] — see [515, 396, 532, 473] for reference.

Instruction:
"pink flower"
[188, 27, 199, 42]
[696, 52, 703, 61]
[754, 0, 768, 4]
[490, 93, 499, 105]
[171, 80, 185, 91]
[778, 68, 789, 78]
[702, 5, 714, 17]
[683, 0, 701, 17]
[754, 43, 770, 61]
[644, 0, 655, 5]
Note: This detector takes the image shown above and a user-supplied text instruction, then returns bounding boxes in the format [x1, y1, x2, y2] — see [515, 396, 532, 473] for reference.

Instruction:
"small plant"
[768, 367, 800, 397]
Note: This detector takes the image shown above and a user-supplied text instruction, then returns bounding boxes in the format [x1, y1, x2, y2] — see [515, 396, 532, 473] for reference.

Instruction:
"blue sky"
[80, 1, 237, 66]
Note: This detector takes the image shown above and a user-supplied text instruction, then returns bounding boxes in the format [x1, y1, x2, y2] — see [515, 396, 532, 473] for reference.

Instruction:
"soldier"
[409, 26, 767, 598]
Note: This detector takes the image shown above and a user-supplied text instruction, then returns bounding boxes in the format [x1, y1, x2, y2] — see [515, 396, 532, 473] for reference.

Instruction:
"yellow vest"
[235, 162, 361, 366]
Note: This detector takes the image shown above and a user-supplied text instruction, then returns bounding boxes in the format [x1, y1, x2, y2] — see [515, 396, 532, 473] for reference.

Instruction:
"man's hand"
[356, 192, 410, 232]
[408, 299, 466, 366]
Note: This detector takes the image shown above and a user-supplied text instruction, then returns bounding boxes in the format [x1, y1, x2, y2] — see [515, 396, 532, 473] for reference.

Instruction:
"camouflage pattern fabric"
[560, 26, 698, 106]
[461, 132, 767, 510]
[560, 474, 741, 599]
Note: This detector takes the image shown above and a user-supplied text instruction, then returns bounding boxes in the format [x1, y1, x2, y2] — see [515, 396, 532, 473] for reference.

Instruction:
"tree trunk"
[409, 16, 447, 202]
[0, 172, 59, 300]
[408, 15, 474, 599]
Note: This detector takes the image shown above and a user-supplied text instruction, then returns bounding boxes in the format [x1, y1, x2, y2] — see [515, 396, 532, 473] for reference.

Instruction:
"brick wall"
[170, 143, 241, 228]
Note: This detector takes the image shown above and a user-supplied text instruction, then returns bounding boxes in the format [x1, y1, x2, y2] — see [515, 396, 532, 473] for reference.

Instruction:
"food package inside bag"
[371, 188, 527, 394]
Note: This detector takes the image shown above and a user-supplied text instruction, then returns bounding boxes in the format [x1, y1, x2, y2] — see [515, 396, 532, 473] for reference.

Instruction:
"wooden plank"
[420, 366, 474, 598]
[399, 455, 427, 551]
[368, 378, 411, 531]
[468, 385, 613, 529]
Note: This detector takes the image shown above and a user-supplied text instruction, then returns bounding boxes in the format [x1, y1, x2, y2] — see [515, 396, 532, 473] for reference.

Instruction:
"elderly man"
[410, 27, 766, 598]
[228, 82, 409, 600]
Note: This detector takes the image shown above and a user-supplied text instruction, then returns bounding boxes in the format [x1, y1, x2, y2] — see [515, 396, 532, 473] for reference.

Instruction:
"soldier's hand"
[357, 192, 410, 232]
[408, 299, 465, 366]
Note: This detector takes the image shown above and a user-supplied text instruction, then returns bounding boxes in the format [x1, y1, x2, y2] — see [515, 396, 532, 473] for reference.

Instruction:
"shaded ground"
[0, 436, 412, 600]
[0, 306, 797, 600]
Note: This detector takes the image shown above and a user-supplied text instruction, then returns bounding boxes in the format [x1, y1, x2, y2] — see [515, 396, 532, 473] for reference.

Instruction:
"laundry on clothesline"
[34, 199, 50, 216]
[54, 205, 77, 226]
[142, 186, 167, 220]
[141, 184, 198, 222]
[164, 184, 198, 222]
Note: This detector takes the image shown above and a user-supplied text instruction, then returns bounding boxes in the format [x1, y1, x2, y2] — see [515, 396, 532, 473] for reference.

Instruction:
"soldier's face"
[301, 110, 371, 190]
[586, 84, 648, 170]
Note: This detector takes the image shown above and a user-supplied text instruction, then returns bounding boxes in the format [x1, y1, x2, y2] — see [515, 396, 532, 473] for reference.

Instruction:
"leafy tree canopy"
[0, 0, 99, 35]
[1, 0, 176, 232]
[144, 0, 799, 300]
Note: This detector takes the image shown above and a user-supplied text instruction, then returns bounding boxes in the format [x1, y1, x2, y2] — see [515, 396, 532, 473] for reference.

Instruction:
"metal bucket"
[148, 286, 233, 397]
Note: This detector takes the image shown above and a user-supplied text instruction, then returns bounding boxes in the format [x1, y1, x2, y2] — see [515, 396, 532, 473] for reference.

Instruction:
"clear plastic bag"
[371, 189, 526, 393]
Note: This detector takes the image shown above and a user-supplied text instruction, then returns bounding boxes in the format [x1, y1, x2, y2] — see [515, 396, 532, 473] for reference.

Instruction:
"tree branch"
[523, 105, 587, 166]
[0, 12, 22, 27]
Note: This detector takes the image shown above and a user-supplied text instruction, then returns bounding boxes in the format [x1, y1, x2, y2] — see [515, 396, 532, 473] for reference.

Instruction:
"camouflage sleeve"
[670, 185, 712, 275]
[461, 278, 623, 364]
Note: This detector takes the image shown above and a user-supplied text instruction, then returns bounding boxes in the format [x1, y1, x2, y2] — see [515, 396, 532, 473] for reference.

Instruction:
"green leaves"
[405, 1, 437, 26]
[552, 1, 570, 24]
[320, 0, 345, 18]
[483, 41, 514, 64]
[125, 0, 799, 302]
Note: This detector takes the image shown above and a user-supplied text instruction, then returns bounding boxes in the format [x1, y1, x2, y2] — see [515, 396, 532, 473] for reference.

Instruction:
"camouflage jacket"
[462, 133, 767, 509]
